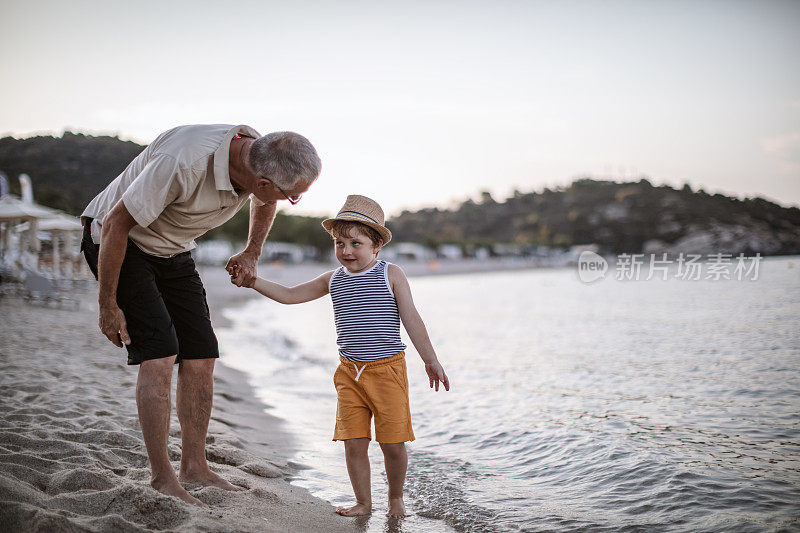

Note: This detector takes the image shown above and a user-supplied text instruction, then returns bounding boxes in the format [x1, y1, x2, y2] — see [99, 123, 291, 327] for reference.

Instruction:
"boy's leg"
[379, 442, 407, 518]
[336, 437, 372, 516]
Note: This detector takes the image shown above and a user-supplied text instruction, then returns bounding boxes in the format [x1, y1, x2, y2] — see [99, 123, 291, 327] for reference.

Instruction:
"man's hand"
[425, 361, 450, 392]
[227, 264, 256, 288]
[99, 303, 130, 347]
[226, 251, 259, 287]
[96, 199, 137, 348]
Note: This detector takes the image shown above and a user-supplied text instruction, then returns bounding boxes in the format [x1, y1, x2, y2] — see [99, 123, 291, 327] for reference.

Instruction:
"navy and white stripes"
[329, 260, 406, 362]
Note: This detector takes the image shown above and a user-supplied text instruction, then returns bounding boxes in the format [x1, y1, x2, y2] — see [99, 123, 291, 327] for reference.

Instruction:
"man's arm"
[227, 200, 277, 287]
[98, 199, 138, 347]
[388, 263, 450, 391]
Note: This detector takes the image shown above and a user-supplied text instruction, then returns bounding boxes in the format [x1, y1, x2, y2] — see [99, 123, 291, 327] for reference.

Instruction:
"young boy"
[232, 194, 449, 518]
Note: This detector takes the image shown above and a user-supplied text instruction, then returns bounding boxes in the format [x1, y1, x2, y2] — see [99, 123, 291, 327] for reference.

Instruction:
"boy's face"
[334, 228, 382, 273]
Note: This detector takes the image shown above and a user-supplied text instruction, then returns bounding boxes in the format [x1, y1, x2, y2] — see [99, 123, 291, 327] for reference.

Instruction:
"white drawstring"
[353, 363, 367, 382]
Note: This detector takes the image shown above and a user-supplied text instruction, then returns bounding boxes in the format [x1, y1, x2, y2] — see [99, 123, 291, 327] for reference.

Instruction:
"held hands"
[227, 265, 256, 288]
[99, 303, 130, 347]
[425, 360, 450, 392]
[226, 251, 258, 288]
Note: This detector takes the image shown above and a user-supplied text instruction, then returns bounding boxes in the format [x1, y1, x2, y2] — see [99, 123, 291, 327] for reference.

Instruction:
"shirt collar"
[213, 124, 261, 193]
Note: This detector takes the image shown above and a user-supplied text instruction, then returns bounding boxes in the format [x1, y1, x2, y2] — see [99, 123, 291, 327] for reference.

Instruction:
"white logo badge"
[577, 251, 608, 283]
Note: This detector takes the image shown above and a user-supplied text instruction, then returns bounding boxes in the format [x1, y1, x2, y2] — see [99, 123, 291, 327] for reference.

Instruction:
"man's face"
[252, 177, 311, 205]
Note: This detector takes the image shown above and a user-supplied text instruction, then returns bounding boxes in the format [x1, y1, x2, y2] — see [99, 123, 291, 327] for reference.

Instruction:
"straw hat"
[322, 195, 392, 244]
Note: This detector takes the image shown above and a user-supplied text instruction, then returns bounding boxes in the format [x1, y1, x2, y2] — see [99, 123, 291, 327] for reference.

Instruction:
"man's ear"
[374, 240, 384, 254]
[255, 177, 272, 191]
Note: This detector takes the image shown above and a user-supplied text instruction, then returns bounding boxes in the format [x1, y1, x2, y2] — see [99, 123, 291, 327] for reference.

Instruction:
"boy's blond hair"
[328, 220, 384, 247]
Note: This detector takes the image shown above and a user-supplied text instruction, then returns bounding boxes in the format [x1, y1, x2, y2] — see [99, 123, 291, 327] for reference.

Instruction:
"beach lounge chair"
[22, 271, 79, 310]
[0, 263, 20, 296]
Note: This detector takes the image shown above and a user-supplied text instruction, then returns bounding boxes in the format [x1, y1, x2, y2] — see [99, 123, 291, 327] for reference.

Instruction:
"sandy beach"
[0, 265, 360, 532]
[0, 258, 545, 532]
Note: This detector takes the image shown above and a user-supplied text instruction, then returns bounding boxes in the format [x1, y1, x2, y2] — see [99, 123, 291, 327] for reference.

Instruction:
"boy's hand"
[226, 251, 258, 287]
[227, 264, 238, 283]
[227, 265, 255, 288]
[425, 361, 450, 392]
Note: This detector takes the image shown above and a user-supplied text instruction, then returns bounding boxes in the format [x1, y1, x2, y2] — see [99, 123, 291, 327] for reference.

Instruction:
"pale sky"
[1, 0, 799, 216]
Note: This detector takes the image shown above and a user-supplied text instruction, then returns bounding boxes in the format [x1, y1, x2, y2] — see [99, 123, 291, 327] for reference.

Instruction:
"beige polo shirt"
[82, 124, 263, 257]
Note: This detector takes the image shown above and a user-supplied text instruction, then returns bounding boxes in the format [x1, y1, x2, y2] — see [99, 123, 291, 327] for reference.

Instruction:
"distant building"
[195, 240, 319, 265]
[261, 241, 317, 263]
[436, 244, 463, 260]
[567, 244, 600, 264]
[381, 242, 436, 262]
[523, 245, 557, 257]
[474, 247, 490, 260]
[193, 240, 234, 265]
[461, 245, 490, 260]
[491, 243, 524, 257]
[570, 244, 600, 254]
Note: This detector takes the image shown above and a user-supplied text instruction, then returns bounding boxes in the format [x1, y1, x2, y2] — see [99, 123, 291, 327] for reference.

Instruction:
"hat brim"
[322, 216, 392, 245]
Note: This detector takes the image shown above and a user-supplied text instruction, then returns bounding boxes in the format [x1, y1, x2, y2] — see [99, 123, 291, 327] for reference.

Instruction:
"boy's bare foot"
[335, 502, 372, 516]
[151, 478, 208, 507]
[179, 469, 243, 491]
[387, 497, 406, 518]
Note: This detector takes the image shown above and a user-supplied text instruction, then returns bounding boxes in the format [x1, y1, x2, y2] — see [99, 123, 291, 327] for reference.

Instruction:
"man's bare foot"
[387, 497, 406, 518]
[151, 478, 207, 507]
[179, 469, 243, 491]
[335, 502, 372, 516]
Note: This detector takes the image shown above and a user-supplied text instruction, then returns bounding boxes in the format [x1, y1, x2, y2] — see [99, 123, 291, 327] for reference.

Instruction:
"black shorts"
[81, 219, 219, 365]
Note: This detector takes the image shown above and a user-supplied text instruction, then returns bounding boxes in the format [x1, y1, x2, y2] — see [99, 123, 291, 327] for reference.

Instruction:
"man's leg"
[176, 357, 241, 490]
[336, 437, 372, 516]
[149, 251, 234, 489]
[84, 229, 206, 505]
[137, 356, 204, 505]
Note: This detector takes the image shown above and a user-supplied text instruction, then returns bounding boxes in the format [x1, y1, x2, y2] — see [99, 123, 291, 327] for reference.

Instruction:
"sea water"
[218, 256, 800, 532]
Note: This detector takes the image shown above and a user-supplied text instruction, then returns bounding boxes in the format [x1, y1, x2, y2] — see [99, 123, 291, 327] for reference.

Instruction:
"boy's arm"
[388, 263, 450, 391]
[246, 270, 333, 304]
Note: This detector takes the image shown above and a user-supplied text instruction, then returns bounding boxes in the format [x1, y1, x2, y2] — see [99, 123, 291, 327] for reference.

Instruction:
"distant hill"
[2, 133, 798, 255]
[389, 179, 800, 255]
[0, 132, 144, 215]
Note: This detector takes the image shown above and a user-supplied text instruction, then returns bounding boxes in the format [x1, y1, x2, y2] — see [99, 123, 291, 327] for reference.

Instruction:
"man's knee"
[178, 358, 216, 379]
[137, 356, 176, 400]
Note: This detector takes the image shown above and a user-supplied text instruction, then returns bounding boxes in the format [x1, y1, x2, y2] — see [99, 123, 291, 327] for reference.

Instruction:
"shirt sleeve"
[121, 154, 183, 228]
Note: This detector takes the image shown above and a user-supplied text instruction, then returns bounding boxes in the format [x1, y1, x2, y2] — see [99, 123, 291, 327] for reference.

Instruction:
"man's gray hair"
[248, 131, 321, 189]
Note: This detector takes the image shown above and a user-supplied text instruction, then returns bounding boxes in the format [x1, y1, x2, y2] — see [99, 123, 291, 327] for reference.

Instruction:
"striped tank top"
[328, 260, 406, 362]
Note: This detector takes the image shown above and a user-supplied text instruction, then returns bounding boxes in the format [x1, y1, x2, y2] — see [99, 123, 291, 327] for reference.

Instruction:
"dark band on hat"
[337, 211, 380, 225]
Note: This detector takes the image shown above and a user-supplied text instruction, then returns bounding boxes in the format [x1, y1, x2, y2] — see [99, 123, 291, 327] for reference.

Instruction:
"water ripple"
[221, 257, 800, 532]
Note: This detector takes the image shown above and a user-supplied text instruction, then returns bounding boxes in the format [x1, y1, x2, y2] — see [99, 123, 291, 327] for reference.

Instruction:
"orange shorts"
[332, 351, 415, 444]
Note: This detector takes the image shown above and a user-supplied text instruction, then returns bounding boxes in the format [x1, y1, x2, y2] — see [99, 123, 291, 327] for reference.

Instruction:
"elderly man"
[80, 124, 320, 505]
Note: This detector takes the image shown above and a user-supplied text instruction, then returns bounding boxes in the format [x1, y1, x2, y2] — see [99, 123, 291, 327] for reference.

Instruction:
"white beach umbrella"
[0, 196, 66, 275]
[0, 195, 61, 221]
